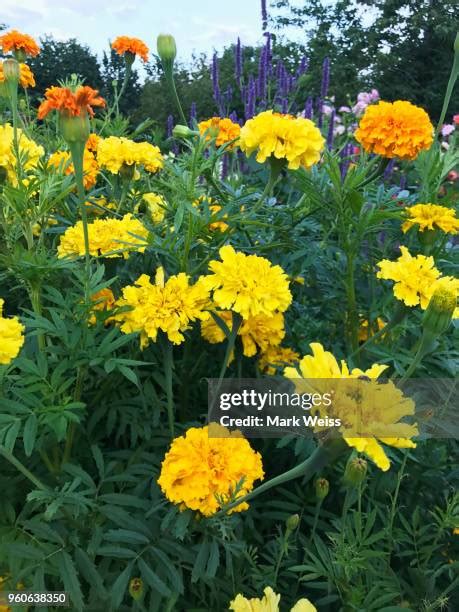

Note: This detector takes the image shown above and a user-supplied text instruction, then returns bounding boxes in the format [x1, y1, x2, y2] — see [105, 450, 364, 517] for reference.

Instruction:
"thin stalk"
[399, 331, 436, 383]
[311, 498, 324, 539]
[434, 51, 459, 140]
[29, 284, 46, 352]
[166, 73, 187, 125]
[163, 340, 175, 438]
[0, 445, 48, 491]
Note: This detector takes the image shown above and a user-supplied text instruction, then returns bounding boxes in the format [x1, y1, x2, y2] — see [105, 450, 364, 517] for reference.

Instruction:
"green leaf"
[138, 557, 171, 597]
[23, 413, 38, 457]
[110, 562, 133, 609]
[57, 551, 84, 611]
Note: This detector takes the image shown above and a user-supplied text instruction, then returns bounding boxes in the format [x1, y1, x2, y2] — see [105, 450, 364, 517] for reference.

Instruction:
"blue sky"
[3, 0, 269, 65]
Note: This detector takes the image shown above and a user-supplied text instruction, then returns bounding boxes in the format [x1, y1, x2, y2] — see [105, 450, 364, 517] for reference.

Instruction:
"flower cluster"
[48, 148, 99, 190]
[97, 136, 163, 175]
[157, 424, 264, 516]
[0, 30, 40, 58]
[57, 214, 148, 259]
[258, 345, 300, 375]
[402, 203, 459, 234]
[230, 586, 316, 612]
[111, 36, 149, 62]
[0, 123, 44, 184]
[135, 192, 167, 224]
[239, 110, 325, 169]
[38, 86, 105, 120]
[115, 267, 210, 346]
[0, 61, 35, 88]
[284, 343, 417, 471]
[0, 299, 25, 365]
[355, 100, 433, 160]
[198, 116, 241, 148]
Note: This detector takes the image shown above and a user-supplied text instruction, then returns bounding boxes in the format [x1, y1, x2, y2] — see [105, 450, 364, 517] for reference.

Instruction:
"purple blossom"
[166, 114, 174, 138]
[229, 110, 239, 124]
[296, 56, 309, 78]
[245, 75, 256, 120]
[221, 153, 229, 180]
[320, 57, 330, 100]
[261, 0, 268, 31]
[340, 143, 353, 180]
[304, 97, 313, 119]
[281, 97, 289, 114]
[384, 159, 396, 181]
[326, 111, 335, 150]
[235, 37, 243, 86]
[212, 53, 221, 111]
[189, 102, 197, 125]
[257, 46, 267, 104]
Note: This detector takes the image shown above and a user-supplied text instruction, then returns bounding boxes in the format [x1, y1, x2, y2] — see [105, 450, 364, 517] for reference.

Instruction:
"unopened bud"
[344, 457, 367, 487]
[129, 578, 144, 601]
[172, 124, 194, 139]
[59, 113, 90, 144]
[157, 34, 177, 73]
[3, 58, 20, 84]
[286, 513, 300, 531]
[315, 478, 329, 500]
[423, 281, 457, 336]
[119, 162, 136, 182]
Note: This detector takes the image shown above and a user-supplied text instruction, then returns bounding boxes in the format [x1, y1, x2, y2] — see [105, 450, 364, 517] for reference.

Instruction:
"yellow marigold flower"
[198, 116, 241, 148]
[239, 110, 325, 170]
[202, 310, 285, 357]
[48, 149, 99, 190]
[284, 342, 417, 471]
[203, 245, 292, 319]
[115, 267, 210, 346]
[85, 133, 101, 153]
[0, 299, 25, 365]
[355, 100, 433, 160]
[376, 246, 441, 308]
[135, 192, 167, 224]
[112, 36, 149, 62]
[258, 346, 300, 375]
[358, 317, 386, 343]
[193, 196, 229, 231]
[89, 288, 116, 325]
[158, 424, 264, 516]
[0, 30, 40, 58]
[85, 196, 117, 216]
[57, 214, 148, 259]
[402, 203, 459, 234]
[229, 586, 316, 612]
[97, 136, 163, 175]
[0, 61, 35, 88]
[0, 123, 44, 185]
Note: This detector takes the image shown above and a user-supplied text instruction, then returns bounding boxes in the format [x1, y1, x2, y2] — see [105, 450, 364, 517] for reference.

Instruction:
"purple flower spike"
[235, 37, 243, 86]
[304, 97, 313, 119]
[261, 0, 268, 31]
[384, 159, 396, 181]
[166, 114, 174, 138]
[297, 56, 309, 78]
[320, 57, 330, 100]
[189, 102, 197, 125]
[221, 153, 229, 180]
[326, 111, 335, 150]
[281, 98, 289, 114]
[212, 53, 221, 111]
[258, 46, 267, 104]
[245, 75, 256, 120]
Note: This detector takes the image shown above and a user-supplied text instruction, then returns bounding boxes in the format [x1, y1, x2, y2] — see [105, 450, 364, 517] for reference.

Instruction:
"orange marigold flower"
[198, 116, 241, 148]
[355, 100, 433, 161]
[38, 85, 105, 120]
[48, 149, 99, 190]
[85, 133, 101, 153]
[112, 36, 149, 62]
[0, 61, 35, 88]
[0, 30, 40, 58]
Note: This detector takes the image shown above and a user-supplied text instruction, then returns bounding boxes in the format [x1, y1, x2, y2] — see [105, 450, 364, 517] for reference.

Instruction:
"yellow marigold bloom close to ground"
[0, 123, 44, 184]
[97, 136, 163, 175]
[158, 424, 264, 516]
[355, 100, 433, 160]
[203, 245, 292, 319]
[48, 149, 99, 190]
[239, 110, 325, 170]
[284, 343, 417, 471]
[135, 192, 167, 224]
[112, 36, 149, 62]
[0, 30, 40, 57]
[0, 61, 35, 88]
[0, 299, 25, 365]
[198, 116, 241, 148]
[259, 346, 300, 375]
[229, 586, 316, 612]
[201, 310, 285, 357]
[57, 214, 148, 259]
[115, 267, 210, 346]
[402, 203, 459, 234]
[376, 246, 441, 308]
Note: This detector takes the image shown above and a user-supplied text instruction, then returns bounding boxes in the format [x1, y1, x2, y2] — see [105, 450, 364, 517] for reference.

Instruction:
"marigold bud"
[172, 124, 194, 139]
[423, 285, 456, 336]
[59, 113, 90, 145]
[119, 162, 136, 182]
[129, 578, 144, 601]
[344, 457, 367, 487]
[2, 58, 20, 84]
[315, 478, 329, 500]
[286, 513, 300, 531]
[157, 34, 177, 72]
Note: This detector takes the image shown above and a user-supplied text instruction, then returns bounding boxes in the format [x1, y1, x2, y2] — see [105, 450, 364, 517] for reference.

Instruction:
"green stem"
[435, 52, 459, 140]
[345, 251, 359, 358]
[349, 302, 408, 360]
[0, 445, 47, 491]
[399, 331, 436, 383]
[215, 439, 347, 517]
[29, 284, 45, 352]
[252, 164, 280, 214]
[166, 73, 187, 125]
[163, 340, 175, 438]
[311, 498, 324, 539]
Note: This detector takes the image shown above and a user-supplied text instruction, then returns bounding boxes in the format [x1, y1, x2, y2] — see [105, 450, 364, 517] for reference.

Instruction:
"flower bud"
[157, 34, 177, 72]
[129, 578, 144, 601]
[344, 457, 367, 487]
[423, 283, 457, 336]
[13, 49, 27, 63]
[286, 513, 300, 531]
[2, 58, 20, 84]
[315, 478, 329, 500]
[59, 113, 90, 144]
[172, 124, 194, 139]
[119, 162, 136, 182]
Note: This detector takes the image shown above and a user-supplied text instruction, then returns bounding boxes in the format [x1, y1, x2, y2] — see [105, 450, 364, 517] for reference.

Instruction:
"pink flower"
[447, 170, 458, 181]
[453, 114, 459, 125]
[338, 105, 351, 113]
[370, 88, 380, 101]
[441, 124, 455, 137]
